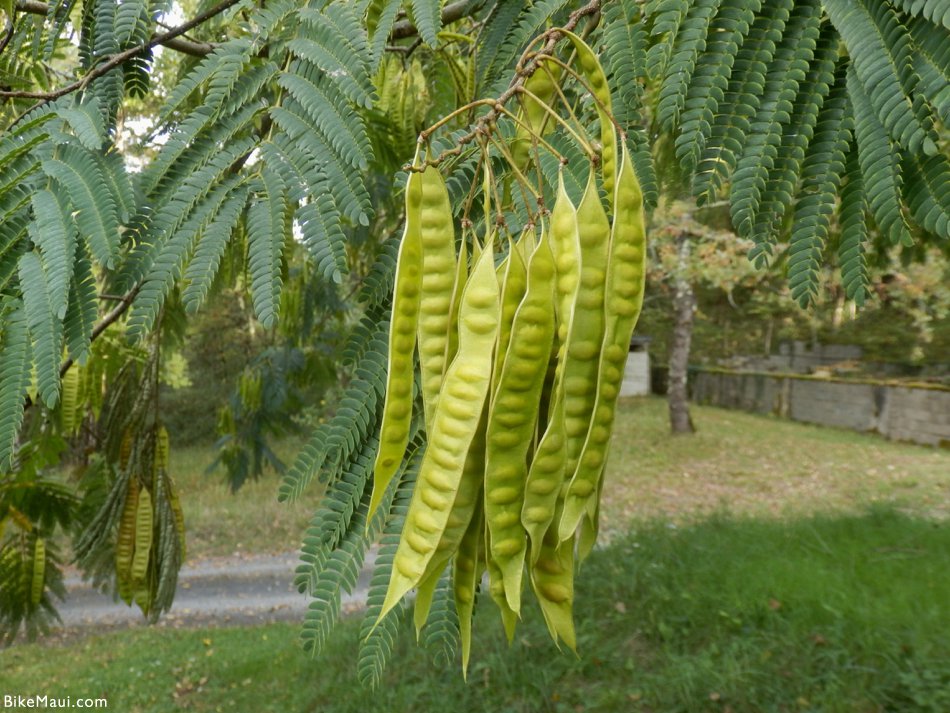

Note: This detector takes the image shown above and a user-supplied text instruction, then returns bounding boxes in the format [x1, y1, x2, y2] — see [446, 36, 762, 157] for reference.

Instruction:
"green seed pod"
[562, 30, 617, 207]
[377, 245, 500, 622]
[454, 504, 485, 679]
[132, 486, 153, 586]
[560, 168, 609, 487]
[116, 477, 139, 605]
[491, 233, 528, 404]
[370, 168, 424, 522]
[560, 141, 646, 544]
[485, 517, 518, 643]
[444, 234, 469, 368]
[412, 562, 444, 640]
[511, 59, 563, 173]
[417, 165, 458, 431]
[521, 177, 580, 562]
[411, 408, 486, 631]
[30, 538, 45, 607]
[484, 231, 557, 612]
[529, 500, 576, 652]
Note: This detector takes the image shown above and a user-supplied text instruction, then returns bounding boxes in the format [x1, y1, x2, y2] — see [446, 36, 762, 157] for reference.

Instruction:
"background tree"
[645, 201, 776, 433]
[0, 0, 946, 677]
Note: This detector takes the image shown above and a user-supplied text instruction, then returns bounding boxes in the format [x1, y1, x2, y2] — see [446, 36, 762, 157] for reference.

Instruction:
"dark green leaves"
[848, 66, 912, 247]
[42, 144, 120, 270]
[824, 0, 938, 157]
[0, 303, 31, 469]
[637, 0, 949, 301]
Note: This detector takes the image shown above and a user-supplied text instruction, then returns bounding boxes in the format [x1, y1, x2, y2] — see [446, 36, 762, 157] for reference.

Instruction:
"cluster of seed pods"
[369, 32, 647, 675]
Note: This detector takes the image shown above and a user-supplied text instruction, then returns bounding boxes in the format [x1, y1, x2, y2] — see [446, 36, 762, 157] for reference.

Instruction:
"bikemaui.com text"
[3, 694, 108, 709]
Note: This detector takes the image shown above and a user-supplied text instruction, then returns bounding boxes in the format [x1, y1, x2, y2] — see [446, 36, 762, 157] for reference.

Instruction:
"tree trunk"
[668, 232, 696, 434]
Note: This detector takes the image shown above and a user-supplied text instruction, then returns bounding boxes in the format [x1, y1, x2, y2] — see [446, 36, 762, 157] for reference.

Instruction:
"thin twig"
[2, 0, 241, 101]
[22, 284, 141, 412]
[0, 14, 16, 58]
[516, 86, 596, 157]
[417, 0, 602, 168]
[13, 0, 215, 57]
[390, 0, 475, 40]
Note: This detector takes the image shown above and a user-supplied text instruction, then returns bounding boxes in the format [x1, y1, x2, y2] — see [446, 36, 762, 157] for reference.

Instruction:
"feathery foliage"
[1, 0, 948, 665]
[642, 0, 949, 300]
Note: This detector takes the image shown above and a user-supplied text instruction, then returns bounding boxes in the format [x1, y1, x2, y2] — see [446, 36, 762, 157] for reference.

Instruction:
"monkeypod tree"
[0, 0, 947, 683]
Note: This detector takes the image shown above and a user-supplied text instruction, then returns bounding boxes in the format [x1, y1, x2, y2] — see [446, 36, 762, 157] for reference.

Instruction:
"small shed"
[621, 335, 652, 397]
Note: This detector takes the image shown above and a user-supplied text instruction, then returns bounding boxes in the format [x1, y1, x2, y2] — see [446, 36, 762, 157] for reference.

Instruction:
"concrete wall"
[690, 369, 950, 447]
[621, 352, 651, 396]
[735, 340, 865, 374]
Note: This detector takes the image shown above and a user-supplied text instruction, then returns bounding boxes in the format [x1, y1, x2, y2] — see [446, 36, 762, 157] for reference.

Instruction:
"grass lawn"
[174, 397, 950, 561]
[3, 508, 948, 712]
[9, 397, 945, 711]
[600, 397, 949, 531]
[165, 436, 318, 562]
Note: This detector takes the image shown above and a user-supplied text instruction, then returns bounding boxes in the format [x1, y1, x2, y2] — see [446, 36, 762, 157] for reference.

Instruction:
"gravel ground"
[48, 550, 377, 637]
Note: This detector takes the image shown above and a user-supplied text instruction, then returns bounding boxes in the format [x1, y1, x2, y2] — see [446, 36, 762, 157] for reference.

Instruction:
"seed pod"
[560, 141, 646, 543]
[413, 406, 487, 630]
[60, 366, 80, 435]
[132, 486, 153, 587]
[30, 538, 45, 607]
[562, 30, 617, 207]
[443, 235, 469, 368]
[377, 245, 500, 622]
[529, 500, 576, 652]
[412, 561, 446, 639]
[491, 233, 528, 403]
[561, 168, 609, 489]
[577, 497, 599, 563]
[485, 516, 518, 643]
[484, 231, 556, 612]
[417, 166, 458, 431]
[370, 168, 424, 522]
[454, 504, 485, 679]
[169, 484, 187, 562]
[116, 476, 140, 604]
[521, 177, 580, 561]
[156, 426, 169, 471]
[119, 429, 133, 471]
[511, 59, 562, 172]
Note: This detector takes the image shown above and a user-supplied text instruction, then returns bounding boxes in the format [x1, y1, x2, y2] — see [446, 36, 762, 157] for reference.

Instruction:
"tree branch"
[16, 0, 488, 57]
[13, 0, 216, 57]
[390, 0, 475, 40]
[2, 0, 239, 100]
[22, 284, 140, 412]
[417, 0, 602, 164]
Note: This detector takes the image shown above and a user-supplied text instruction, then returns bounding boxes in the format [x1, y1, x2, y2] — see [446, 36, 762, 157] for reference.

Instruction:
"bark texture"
[668, 231, 696, 434]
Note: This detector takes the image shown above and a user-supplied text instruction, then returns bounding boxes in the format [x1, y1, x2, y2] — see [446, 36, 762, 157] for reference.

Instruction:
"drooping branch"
[13, 0, 216, 57]
[22, 285, 141, 411]
[14, 0, 489, 59]
[2, 0, 240, 103]
[3, 0, 240, 101]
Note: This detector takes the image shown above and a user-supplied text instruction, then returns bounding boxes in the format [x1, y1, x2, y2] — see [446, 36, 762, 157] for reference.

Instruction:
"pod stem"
[531, 53, 627, 143]
[493, 104, 566, 162]
[487, 131, 541, 208]
[515, 86, 597, 159]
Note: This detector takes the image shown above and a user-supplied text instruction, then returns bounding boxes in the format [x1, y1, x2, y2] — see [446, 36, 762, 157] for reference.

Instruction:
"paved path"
[52, 550, 377, 633]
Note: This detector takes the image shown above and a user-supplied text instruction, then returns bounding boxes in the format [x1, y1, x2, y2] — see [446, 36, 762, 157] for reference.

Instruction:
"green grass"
[174, 397, 949, 561]
[165, 436, 323, 561]
[601, 397, 950, 531]
[4, 507, 948, 712]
